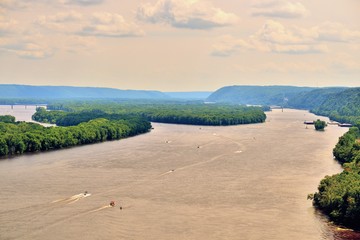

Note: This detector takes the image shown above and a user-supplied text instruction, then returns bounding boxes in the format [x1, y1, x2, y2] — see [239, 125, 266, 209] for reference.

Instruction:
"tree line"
[0, 115, 151, 157]
[0, 115, 15, 123]
[2, 101, 266, 157]
[310, 124, 360, 229]
[293, 88, 360, 230]
[38, 101, 267, 126]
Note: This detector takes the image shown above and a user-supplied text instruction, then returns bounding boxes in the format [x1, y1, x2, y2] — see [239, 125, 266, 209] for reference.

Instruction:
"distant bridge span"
[9, 104, 48, 109]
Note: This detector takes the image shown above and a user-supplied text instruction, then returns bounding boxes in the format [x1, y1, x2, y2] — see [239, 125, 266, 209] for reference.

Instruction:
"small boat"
[304, 121, 314, 125]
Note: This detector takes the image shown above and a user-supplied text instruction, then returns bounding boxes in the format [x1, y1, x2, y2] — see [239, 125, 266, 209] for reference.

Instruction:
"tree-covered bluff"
[286, 87, 346, 110]
[206, 85, 316, 105]
[280, 87, 359, 125]
[310, 88, 360, 125]
[303, 88, 360, 230]
[205, 85, 360, 125]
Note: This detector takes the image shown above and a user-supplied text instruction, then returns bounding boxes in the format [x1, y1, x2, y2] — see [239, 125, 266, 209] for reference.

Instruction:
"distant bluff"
[0, 84, 169, 99]
[205, 85, 346, 106]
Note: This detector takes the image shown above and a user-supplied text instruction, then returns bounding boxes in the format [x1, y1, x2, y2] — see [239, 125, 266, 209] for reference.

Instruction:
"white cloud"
[0, 7, 54, 59]
[211, 35, 250, 57]
[212, 20, 327, 56]
[252, 0, 308, 19]
[43, 11, 83, 23]
[0, 35, 54, 59]
[212, 19, 360, 57]
[251, 20, 327, 54]
[11, 43, 54, 59]
[60, 0, 104, 6]
[256, 20, 318, 44]
[79, 12, 144, 37]
[269, 44, 327, 54]
[35, 11, 144, 38]
[4, 9, 144, 59]
[0, 0, 29, 9]
[63, 35, 97, 53]
[0, 15, 18, 35]
[316, 22, 360, 43]
[35, 11, 83, 32]
[137, 0, 238, 29]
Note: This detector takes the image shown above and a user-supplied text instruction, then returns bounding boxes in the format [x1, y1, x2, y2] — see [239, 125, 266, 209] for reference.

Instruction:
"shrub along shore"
[311, 124, 360, 230]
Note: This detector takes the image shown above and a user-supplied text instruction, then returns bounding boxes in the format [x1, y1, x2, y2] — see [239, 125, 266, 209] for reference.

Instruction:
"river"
[0, 106, 359, 240]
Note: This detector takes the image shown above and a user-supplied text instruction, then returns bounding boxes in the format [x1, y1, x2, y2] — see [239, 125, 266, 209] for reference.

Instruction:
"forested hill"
[311, 88, 360, 124]
[309, 89, 360, 229]
[0, 84, 168, 99]
[205, 85, 359, 124]
[206, 85, 316, 105]
[287, 87, 346, 110]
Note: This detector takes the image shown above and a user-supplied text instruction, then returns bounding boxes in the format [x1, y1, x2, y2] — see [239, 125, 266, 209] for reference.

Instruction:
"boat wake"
[157, 170, 175, 177]
[88, 205, 113, 213]
[51, 193, 91, 204]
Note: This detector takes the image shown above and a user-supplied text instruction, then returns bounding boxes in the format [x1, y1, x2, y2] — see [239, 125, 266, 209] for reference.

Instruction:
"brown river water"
[1, 105, 360, 240]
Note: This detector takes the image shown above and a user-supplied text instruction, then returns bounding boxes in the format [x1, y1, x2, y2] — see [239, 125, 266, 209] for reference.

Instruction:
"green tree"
[0, 115, 15, 123]
[0, 137, 9, 155]
[314, 119, 327, 131]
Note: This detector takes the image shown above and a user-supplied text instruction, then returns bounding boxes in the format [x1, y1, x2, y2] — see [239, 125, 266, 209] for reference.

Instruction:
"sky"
[0, 0, 359, 91]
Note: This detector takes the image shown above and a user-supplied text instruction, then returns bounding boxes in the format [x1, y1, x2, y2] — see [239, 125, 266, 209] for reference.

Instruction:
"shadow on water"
[313, 208, 360, 240]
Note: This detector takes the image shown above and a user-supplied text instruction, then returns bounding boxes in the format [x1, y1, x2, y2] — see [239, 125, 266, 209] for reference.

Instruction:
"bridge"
[9, 104, 48, 109]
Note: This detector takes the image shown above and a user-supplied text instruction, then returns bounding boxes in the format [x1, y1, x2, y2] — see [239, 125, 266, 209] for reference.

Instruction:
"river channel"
[0, 106, 359, 240]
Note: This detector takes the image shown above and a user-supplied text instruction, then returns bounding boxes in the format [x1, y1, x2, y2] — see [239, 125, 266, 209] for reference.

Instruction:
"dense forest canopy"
[207, 86, 358, 125]
[34, 102, 267, 126]
[310, 88, 360, 124]
[205, 86, 360, 124]
[286, 87, 346, 110]
[0, 101, 267, 157]
[0, 115, 15, 123]
[206, 85, 316, 105]
[312, 125, 360, 229]
[333, 126, 360, 164]
[309, 88, 360, 230]
[0, 115, 151, 157]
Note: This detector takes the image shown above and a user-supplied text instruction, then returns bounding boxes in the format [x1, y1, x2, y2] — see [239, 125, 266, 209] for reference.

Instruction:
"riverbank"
[0, 105, 54, 127]
[311, 125, 360, 231]
[1, 108, 358, 240]
[0, 105, 151, 157]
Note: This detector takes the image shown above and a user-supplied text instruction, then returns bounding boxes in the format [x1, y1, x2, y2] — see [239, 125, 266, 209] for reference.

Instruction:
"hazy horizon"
[1, 0, 359, 91]
[0, 83, 352, 93]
